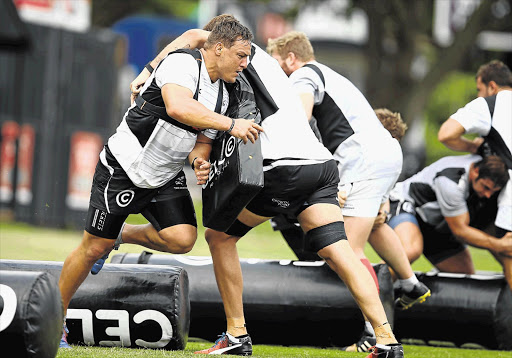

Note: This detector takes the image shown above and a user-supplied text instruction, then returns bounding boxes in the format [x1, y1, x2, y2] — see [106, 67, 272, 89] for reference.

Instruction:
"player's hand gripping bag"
[202, 74, 264, 232]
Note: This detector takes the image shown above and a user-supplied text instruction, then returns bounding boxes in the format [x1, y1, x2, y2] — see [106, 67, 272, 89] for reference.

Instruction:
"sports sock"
[376, 343, 401, 349]
[114, 223, 125, 249]
[365, 321, 376, 337]
[360, 258, 379, 293]
[399, 275, 419, 292]
[227, 332, 249, 341]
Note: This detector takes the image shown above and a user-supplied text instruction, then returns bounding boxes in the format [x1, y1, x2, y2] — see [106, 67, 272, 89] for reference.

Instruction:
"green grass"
[53, 343, 512, 358]
[0, 212, 502, 272]
[0, 207, 509, 358]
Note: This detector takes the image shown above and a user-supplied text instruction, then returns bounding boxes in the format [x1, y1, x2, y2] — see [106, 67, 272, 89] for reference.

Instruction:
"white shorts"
[496, 174, 512, 231]
[339, 173, 400, 217]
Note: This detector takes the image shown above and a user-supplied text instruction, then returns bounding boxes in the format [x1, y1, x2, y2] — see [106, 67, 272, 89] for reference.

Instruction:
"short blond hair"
[266, 31, 315, 61]
[374, 108, 407, 141]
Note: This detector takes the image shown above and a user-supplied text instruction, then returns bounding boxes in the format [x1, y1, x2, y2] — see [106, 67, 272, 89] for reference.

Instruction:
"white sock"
[365, 321, 375, 337]
[399, 275, 419, 292]
[376, 343, 391, 349]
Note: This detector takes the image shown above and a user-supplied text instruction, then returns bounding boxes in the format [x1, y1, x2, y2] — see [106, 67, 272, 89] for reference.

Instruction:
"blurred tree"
[91, 0, 198, 27]
[93, 0, 510, 129]
[351, 0, 512, 125]
[424, 72, 477, 164]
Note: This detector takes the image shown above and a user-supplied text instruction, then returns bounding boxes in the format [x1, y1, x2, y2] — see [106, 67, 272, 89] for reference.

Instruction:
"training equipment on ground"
[0, 270, 63, 358]
[111, 252, 395, 348]
[395, 271, 512, 350]
[0, 260, 190, 350]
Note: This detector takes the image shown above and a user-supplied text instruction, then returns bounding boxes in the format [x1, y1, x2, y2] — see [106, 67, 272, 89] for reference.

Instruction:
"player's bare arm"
[189, 133, 213, 185]
[130, 29, 210, 98]
[445, 212, 512, 256]
[438, 118, 483, 154]
[151, 29, 209, 68]
[162, 83, 263, 144]
[299, 92, 314, 121]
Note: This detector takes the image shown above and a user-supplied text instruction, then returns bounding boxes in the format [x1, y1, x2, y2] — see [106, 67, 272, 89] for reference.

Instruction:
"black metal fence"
[0, 23, 125, 229]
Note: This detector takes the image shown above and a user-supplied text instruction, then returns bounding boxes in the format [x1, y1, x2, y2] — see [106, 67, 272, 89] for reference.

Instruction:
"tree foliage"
[351, 0, 511, 124]
[91, 0, 198, 27]
[91, 0, 511, 127]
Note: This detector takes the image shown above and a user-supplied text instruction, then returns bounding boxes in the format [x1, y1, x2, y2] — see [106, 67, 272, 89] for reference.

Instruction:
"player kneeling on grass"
[387, 154, 512, 290]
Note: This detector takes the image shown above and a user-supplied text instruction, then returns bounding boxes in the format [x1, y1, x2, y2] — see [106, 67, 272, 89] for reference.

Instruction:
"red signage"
[66, 131, 103, 210]
[15, 124, 36, 205]
[0, 121, 21, 203]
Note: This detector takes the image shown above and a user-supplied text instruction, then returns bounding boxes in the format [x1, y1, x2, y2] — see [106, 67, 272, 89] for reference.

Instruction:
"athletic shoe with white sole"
[365, 343, 404, 358]
[341, 324, 376, 352]
[194, 332, 252, 355]
[59, 324, 71, 349]
[395, 281, 431, 310]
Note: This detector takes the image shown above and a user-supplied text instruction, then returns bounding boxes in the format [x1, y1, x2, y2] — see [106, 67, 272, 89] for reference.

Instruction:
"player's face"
[472, 176, 501, 199]
[218, 38, 251, 83]
[271, 52, 293, 76]
[476, 77, 493, 97]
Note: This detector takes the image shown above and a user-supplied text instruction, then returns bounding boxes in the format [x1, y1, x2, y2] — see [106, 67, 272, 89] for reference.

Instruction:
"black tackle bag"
[202, 74, 264, 232]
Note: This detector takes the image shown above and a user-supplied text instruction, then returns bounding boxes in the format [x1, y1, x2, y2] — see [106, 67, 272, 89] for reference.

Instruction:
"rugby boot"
[341, 324, 376, 352]
[59, 323, 71, 349]
[90, 253, 109, 275]
[395, 281, 431, 310]
[90, 230, 124, 275]
[365, 343, 404, 358]
[194, 332, 252, 355]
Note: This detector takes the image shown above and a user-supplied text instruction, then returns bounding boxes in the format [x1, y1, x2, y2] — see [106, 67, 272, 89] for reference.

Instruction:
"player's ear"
[286, 52, 296, 66]
[487, 81, 499, 95]
[215, 42, 223, 56]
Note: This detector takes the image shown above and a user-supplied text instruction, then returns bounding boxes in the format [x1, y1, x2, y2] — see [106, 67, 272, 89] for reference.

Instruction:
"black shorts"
[388, 200, 466, 265]
[418, 218, 467, 265]
[246, 160, 339, 217]
[85, 148, 196, 239]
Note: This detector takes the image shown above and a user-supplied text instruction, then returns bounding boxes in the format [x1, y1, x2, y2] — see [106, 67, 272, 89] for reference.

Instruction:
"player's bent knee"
[306, 221, 347, 253]
[406, 245, 422, 263]
[82, 238, 112, 263]
[204, 228, 224, 246]
[159, 225, 197, 254]
[171, 239, 195, 254]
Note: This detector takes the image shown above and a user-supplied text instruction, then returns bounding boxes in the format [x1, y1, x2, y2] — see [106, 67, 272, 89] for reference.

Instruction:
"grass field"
[0, 210, 510, 358]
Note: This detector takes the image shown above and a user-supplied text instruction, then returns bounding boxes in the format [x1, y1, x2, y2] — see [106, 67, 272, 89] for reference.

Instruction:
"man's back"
[290, 60, 400, 184]
[450, 90, 512, 169]
[391, 155, 481, 231]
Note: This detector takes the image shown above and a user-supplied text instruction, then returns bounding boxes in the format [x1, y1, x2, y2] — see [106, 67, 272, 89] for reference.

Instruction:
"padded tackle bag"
[202, 74, 264, 232]
[0, 260, 190, 350]
[0, 270, 63, 358]
[395, 271, 512, 350]
[111, 252, 396, 348]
